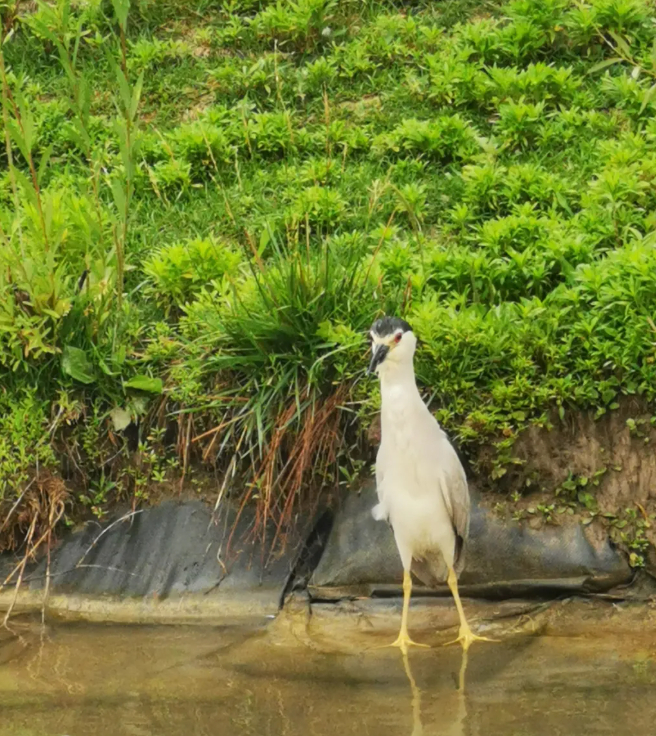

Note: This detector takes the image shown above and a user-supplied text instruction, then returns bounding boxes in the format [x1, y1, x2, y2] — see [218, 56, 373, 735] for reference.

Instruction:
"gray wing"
[412, 432, 470, 584]
[440, 447, 470, 574]
[439, 438, 470, 567]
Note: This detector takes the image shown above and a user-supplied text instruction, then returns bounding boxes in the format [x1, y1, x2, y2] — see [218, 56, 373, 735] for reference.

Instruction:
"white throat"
[378, 357, 417, 389]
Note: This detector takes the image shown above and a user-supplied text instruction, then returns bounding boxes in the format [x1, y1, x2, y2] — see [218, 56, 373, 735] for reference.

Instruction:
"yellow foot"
[376, 632, 430, 654]
[444, 626, 497, 652]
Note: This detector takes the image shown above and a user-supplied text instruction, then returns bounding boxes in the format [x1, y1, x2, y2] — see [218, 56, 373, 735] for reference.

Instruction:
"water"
[1, 609, 656, 736]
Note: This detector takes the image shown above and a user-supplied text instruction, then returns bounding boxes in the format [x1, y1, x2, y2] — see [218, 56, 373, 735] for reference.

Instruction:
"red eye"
[394, 332, 402, 343]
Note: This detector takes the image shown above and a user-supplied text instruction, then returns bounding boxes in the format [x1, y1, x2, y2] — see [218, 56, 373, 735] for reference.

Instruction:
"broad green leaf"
[42, 307, 63, 320]
[62, 346, 96, 384]
[114, 344, 127, 365]
[125, 375, 163, 393]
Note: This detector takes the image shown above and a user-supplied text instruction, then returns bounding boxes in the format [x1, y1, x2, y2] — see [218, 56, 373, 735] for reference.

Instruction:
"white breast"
[377, 386, 453, 555]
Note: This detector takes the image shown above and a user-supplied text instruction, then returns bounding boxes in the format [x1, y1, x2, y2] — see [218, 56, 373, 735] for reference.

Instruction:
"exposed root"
[0, 471, 68, 626]
[215, 384, 350, 562]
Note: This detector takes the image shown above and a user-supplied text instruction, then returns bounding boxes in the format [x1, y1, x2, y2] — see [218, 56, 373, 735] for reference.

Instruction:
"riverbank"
[4, 0, 656, 571]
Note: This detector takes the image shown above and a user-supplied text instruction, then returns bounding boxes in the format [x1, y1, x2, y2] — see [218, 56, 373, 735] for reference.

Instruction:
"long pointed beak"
[368, 344, 389, 374]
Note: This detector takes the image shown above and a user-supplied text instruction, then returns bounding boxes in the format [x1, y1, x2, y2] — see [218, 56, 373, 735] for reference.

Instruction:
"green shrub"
[246, 110, 299, 157]
[128, 37, 191, 71]
[426, 56, 488, 108]
[288, 185, 346, 231]
[485, 63, 581, 104]
[144, 237, 242, 310]
[496, 100, 547, 149]
[169, 121, 234, 178]
[251, 0, 338, 51]
[301, 55, 338, 94]
[148, 158, 192, 195]
[373, 115, 481, 162]
[208, 55, 289, 102]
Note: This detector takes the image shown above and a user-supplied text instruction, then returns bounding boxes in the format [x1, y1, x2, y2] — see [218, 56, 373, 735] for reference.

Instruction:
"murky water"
[1, 613, 656, 736]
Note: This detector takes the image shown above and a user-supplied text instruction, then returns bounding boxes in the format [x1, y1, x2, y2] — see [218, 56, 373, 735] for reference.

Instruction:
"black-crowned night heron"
[368, 316, 492, 652]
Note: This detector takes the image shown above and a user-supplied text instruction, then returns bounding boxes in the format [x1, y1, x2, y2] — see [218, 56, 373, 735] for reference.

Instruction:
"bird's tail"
[411, 534, 466, 587]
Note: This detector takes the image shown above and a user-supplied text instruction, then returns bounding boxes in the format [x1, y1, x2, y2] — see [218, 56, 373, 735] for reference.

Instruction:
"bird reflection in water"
[401, 650, 469, 736]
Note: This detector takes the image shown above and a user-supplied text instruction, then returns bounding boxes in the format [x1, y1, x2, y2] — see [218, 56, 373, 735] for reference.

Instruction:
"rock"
[0, 480, 637, 624]
[0, 500, 309, 621]
[308, 483, 633, 600]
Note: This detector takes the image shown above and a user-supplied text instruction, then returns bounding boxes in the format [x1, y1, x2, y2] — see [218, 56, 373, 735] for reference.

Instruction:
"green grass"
[2, 0, 656, 559]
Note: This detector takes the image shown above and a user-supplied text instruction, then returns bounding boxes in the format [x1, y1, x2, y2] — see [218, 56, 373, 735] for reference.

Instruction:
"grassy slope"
[2, 0, 656, 560]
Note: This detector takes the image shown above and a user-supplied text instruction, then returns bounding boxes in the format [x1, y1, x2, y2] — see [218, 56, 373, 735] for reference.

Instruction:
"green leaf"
[38, 143, 53, 187]
[114, 66, 132, 113]
[11, 167, 38, 209]
[111, 178, 127, 217]
[68, 120, 91, 153]
[640, 82, 656, 114]
[6, 119, 30, 162]
[258, 227, 271, 256]
[16, 94, 36, 153]
[608, 31, 631, 58]
[113, 344, 127, 365]
[97, 356, 119, 376]
[125, 375, 163, 393]
[130, 71, 144, 120]
[62, 346, 96, 384]
[586, 57, 623, 75]
[111, 0, 130, 29]
[77, 77, 91, 122]
[27, 13, 57, 44]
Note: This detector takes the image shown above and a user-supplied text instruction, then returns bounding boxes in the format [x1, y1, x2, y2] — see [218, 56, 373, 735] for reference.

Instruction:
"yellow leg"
[382, 570, 429, 654]
[444, 567, 496, 651]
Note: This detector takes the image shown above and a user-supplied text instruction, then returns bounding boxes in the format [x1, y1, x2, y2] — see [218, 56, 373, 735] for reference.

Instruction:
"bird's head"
[367, 316, 416, 375]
